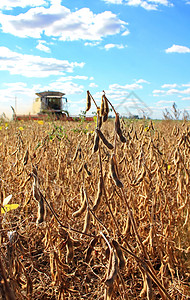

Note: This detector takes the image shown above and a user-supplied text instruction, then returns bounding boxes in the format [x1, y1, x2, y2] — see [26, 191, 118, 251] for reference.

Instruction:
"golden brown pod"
[103, 113, 108, 123]
[131, 167, 146, 186]
[32, 165, 38, 177]
[123, 213, 131, 235]
[146, 274, 153, 300]
[82, 209, 91, 234]
[84, 163, 92, 176]
[149, 120, 154, 130]
[85, 236, 98, 263]
[134, 130, 138, 140]
[66, 235, 74, 263]
[23, 149, 29, 166]
[100, 95, 105, 116]
[36, 197, 45, 224]
[93, 131, 99, 153]
[96, 107, 102, 129]
[139, 124, 144, 135]
[110, 154, 123, 188]
[80, 186, 84, 204]
[86, 90, 91, 112]
[77, 163, 83, 173]
[95, 128, 114, 150]
[98, 115, 102, 129]
[112, 240, 125, 269]
[72, 198, 87, 217]
[103, 95, 109, 122]
[105, 250, 119, 287]
[115, 113, 126, 143]
[72, 144, 81, 161]
[115, 113, 120, 132]
[104, 95, 109, 115]
[129, 123, 133, 133]
[32, 179, 41, 202]
[92, 176, 103, 211]
[106, 285, 114, 300]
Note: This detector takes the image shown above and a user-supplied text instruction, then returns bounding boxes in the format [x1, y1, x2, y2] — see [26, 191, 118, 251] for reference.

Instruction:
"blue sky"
[0, 0, 190, 119]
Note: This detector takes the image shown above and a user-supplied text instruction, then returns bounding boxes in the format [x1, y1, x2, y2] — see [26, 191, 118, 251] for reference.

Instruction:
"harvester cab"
[33, 91, 69, 118]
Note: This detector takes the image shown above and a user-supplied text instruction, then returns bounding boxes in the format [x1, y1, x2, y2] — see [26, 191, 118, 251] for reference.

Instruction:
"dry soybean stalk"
[98, 147, 120, 233]
[35, 184, 95, 238]
[119, 245, 173, 300]
[88, 204, 110, 234]
[101, 232, 119, 300]
[102, 111, 172, 299]
[0, 255, 15, 300]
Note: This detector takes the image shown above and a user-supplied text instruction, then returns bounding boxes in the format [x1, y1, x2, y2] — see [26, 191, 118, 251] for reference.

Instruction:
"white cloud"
[0, 70, 91, 117]
[56, 75, 88, 82]
[36, 40, 50, 53]
[153, 89, 177, 95]
[101, 84, 153, 117]
[121, 29, 130, 36]
[153, 84, 190, 98]
[0, 82, 38, 116]
[156, 100, 174, 105]
[109, 82, 143, 90]
[166, 89, 180, 95]
[44, 81, 84, 95]
[135, 79, 150, 84]
[1, 82, 30, 100]
[127, 0, 142, 5]
[89, 83, 98, 88]
[181, 88, 190, 94]
[0, 0, 46, 10]
[104, 43, 127, 50]
[141, 2, 158, 10]
[39, 73, 88, 95]
[150, 0, 172, 5]
[104, 0, 123, 3]
[84, 42, 100, 47]
[0, 46, 84, 77]
[90, 82, 144, 106]
[153, 89, 165, 95]
[0, 5, 127, 41]
[104, 0, 173, 10]
[165, 44, 190, 53]
[182, 83, 190, 87]
[181, 97, 190, 101]
[161, 83, 177, 88]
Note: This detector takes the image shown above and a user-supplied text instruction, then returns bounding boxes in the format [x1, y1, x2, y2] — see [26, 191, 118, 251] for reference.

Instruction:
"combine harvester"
[13, 91, 93, 121]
